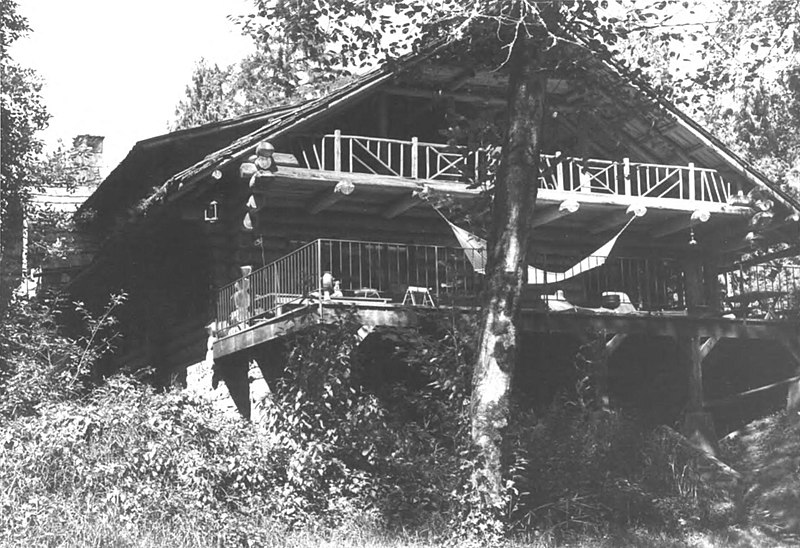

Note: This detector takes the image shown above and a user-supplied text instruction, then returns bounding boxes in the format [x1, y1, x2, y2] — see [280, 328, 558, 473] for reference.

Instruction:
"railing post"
[688, 162, 696, 201]
[623, 157, 631, 196]
[411, 137, 419, 179]
[555, 151, 564, 191]
[317, 239, 323, 319]
[334, 130, 342, 173]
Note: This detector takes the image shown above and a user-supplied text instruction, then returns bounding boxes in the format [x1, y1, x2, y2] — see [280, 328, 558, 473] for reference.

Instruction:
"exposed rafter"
[306, 187, 346, 214]
[381, 85, 505, 106]
[589, 208, 638, 235]
[531, 199, 580, 228]
[651, 210, 711, 238]
[382, 194, 421, 219]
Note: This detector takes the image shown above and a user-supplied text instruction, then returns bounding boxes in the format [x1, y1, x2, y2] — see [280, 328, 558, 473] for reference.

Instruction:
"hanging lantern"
[211, 169, 223, 180]
[204, 200, 219, 223]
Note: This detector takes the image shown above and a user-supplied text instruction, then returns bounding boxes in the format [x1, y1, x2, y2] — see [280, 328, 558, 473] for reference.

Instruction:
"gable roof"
[81, 36, 800, 227]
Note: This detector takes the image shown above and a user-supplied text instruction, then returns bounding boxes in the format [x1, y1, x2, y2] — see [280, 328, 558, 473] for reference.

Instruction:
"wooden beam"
[777, 335, 800, 417]
[382, 194, 421, 219]
[306, 188, 345, 215]
[605, 333, 627, 355]
[588, 204, 644, 234]
[699, 336, 719, 361]
[589, 209, 632, 234]
[248, 173, 277, 194]
[557, 116, 619, 159]
[651, 209, 710, 238]
[273, 152, 300, 167]
[444, 67, 475, 91]
[381, 85, 506, 107]
[531, 199, 580, 228]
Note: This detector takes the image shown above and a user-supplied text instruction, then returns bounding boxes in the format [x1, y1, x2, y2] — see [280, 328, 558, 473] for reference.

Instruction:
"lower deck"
[214, 299, 800, 359]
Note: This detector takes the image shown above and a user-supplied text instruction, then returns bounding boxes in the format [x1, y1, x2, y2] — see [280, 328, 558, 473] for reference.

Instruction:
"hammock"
[436, 206, 644, 285]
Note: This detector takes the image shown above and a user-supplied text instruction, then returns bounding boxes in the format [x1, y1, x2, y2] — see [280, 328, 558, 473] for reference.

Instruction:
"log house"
[70, 42, 800, 450]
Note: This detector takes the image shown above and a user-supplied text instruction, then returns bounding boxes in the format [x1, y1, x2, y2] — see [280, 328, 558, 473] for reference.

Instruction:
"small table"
[403, 286, 435, 306]
[354, 288, 381, 299]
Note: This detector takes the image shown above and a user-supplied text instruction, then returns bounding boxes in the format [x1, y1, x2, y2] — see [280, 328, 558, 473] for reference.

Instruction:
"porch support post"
[778, 335, 800, 420]
[681, 335, 717, 455]
[703, 251, 722, 313]
[682, 253, 706, 314]
[580, 331, 627, 412]
[215, 354, 251, 419]
[594, 333, 627, 412]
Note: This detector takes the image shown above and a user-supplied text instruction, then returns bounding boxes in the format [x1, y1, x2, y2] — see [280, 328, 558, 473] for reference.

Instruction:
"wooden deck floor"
[213, 301, 799, 359]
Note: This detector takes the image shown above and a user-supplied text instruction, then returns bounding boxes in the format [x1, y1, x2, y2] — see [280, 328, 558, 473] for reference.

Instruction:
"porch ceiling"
[248, 165, 751, 250]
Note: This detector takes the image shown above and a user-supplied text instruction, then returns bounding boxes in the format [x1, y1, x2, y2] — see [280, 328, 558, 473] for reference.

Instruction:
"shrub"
[260, 313, 478, 531]
[0, 293, 124, 421]
[721, 411, 800, 538]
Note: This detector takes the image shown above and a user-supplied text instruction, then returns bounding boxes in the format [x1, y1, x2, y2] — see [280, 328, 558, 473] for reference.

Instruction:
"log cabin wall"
[73, 217, 213, 383]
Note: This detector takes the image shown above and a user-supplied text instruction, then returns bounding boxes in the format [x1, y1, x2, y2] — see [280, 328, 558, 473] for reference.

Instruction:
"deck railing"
[292, 132, 732, 203]
[293, 131, 480, 181]
[720, 263, 800, 318]
[216, 239, 697, 331]
[216, 239, 800, 331]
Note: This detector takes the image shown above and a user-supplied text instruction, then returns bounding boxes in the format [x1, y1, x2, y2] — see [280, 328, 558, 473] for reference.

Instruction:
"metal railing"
[216, 239, 483, 332]
[215, 239, 701, 332]
[216, 237, 800, 333]
[529, 254, 686, 311]
[292, 132, 732, 203]
[217, 241, 321, 332]
[720, 263, 800, 318]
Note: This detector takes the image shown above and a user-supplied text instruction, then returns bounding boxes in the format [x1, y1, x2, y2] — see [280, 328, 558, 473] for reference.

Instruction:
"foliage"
[506, 402, 740, 543]
[259, 314, 479, 532]
[618, 0, 800, 187]
[0, 0, 50, 301]
[0, 309, 792, 546]
[721, 411, 800, 539]
[171, 48, 353, 130]
[0, 293, 125, 422]
[0, 0, 49, 199]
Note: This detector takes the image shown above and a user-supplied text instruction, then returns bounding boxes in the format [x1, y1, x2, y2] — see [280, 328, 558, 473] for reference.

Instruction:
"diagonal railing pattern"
[292, 132, 733, 203]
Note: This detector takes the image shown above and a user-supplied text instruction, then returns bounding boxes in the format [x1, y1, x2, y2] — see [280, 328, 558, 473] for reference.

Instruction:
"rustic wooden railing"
[292, 132, 733, 203]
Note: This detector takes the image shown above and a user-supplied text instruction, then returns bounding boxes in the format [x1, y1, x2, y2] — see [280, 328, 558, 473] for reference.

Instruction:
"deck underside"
[213, 302, 799, 359]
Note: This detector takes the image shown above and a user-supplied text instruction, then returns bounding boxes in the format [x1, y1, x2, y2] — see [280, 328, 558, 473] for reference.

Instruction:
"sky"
[11, 0, 256, 175]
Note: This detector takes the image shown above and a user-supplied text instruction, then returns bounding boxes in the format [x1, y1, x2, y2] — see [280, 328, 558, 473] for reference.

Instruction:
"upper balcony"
[291, 131, 734, 205]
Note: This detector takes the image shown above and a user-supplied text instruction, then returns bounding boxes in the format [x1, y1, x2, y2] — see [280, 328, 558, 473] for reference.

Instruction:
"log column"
[779, 336, 800, 420]
[214, 354, 251, 418]
[680, 335, 718, 455]
[703, 250, 722, 314]
[682, 253, 706, 314]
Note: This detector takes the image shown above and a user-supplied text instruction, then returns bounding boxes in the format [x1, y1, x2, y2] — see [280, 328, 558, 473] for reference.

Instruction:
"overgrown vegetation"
[2, 303, 796, 546]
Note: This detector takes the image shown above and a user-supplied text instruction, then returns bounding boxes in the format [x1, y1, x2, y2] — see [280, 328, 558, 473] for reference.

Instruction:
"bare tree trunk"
[470, 30, 545, 509]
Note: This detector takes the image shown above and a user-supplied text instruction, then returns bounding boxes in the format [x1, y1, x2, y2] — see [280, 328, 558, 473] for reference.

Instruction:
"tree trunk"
[470, 30, 545, 509]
